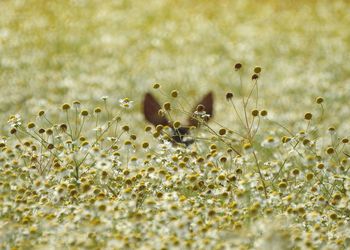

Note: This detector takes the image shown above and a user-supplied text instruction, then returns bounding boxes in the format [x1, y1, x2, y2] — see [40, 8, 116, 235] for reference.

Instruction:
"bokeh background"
[1, 0, 349, 133]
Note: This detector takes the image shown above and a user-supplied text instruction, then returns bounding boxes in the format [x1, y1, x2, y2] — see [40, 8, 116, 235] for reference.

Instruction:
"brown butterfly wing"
[188, 92, 214, 127]
[143, 93, 169, 126]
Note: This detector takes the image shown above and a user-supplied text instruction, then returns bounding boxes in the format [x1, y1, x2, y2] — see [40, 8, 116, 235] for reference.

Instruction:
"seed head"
[124, 140, 132, 146]
[292, 168, 300, 175]
[60, 124, 68, 132]
[251, 109, 259, 117]
[155, 125, 163, 132]
[81, 110, 89, 116]
[260, 110, 268, 116]
[304, 112, 312, 120]
[158, 109, 165, 117]
[173, 121, 181, 129]
[328, 127, 335, 133]
[27, 122, 36, 129]
[73, 100, 81, 108]
[302, 139, 310, 146]
[254, 66, 262, 74]
[94, 107, 102, 113]
[171, 90, 178, 98]
[317, 163, 324, 169]
[220, 156, 227, 163]
[219, 128, 226, 135]
[62, 103, 71, 111]
[163, 102, 171, 111]
[278, 182, 287, 189]
[326, 147, 335, 155]
[122, 125, 129, 132]
[252, 74, 259, 80]
[226, 92, 233, 101]
[38, 110, 45, 116]
[196, 104, 205, 112]
[306, 173, 314, 180]
[234, 63, 242, 70]
[316, 97, 324, 104]
[329, 213, 337, 220]
[153, 83, 160, 89]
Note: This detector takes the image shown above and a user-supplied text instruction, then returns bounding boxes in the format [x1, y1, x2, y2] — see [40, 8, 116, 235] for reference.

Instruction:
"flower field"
[1, 0, 350, 249]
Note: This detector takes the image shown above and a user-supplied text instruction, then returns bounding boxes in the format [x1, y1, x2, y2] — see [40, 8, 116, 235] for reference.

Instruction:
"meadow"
[1, 0, 350, 249]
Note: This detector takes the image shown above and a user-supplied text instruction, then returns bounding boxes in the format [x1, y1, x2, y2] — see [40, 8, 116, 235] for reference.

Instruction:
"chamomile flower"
[261, 136, 279, 148]
[119, 98, 134, 109]
[8, 114, 22, 128]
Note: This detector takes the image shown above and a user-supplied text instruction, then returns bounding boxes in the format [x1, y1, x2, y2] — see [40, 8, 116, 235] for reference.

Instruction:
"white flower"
[95, 159, 112, 171]
[119, 98, 134, 109]
[7, 114, 22, 128]
[93, 125, 107, 132]
[261, 136, 279, 148]
[194, 110, 211, 120]
[243, 143, 254, 153]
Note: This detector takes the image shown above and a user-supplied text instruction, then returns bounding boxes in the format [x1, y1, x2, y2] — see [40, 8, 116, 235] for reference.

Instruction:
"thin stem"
[77, 116, 86, 138]
[65, 110, 73, 141]
[74, 106, 79, 139]
[229, 99, 246, 129]
[245, 80, 258, 107]
[104, 99, 110, 121]
[252, 151, 268, 199]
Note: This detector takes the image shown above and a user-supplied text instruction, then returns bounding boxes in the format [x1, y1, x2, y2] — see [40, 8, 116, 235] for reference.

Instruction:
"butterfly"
[143, 92, 213, 146]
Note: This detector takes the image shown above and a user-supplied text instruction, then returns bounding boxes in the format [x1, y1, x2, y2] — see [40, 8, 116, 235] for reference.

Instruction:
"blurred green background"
[0, 0, 349, 132]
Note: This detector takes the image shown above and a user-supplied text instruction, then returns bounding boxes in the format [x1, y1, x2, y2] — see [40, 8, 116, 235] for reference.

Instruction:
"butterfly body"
[143, 92, 213, 146]
[171, 127, 193, 146]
